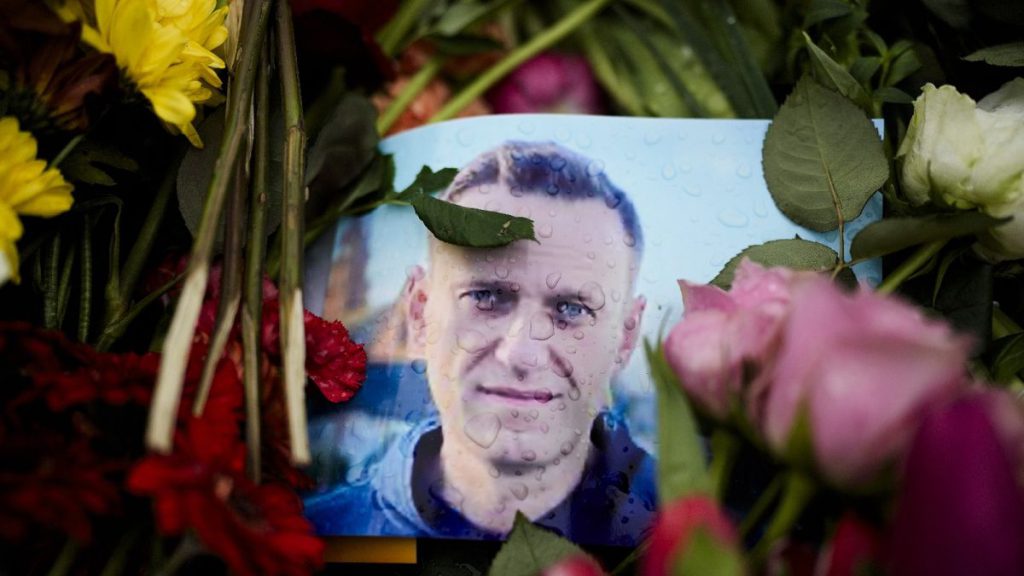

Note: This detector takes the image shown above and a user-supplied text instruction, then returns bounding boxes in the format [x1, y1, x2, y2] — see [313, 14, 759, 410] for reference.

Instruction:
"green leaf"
[429, 33, 504, 56]
[762, 75, 888, 232]
[850, 212, 1009, 260]
[964, 42, 1024, 67]
[803, 32, 872, 112]
[396, 166, 458, 200]
[884, 45, 922, 86]
[405, 192, 536, 248]
[803, 0, 854, 27]
[874, 86, 914, 104]
[61, 140, 139, 186]
[646, 340, 710, 503]
[430, 0, 519, 36]
[305, 93, 379, 220]
[673, 526, 745, 576]
[989, 334, 1024, 384]
[711, 239, 849, 289]
[487, 513, 588, 576]
[849, 56, 881, 84]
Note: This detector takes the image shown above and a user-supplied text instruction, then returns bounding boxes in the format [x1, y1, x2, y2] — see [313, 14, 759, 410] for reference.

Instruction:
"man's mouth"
[476, 385, 562, 404]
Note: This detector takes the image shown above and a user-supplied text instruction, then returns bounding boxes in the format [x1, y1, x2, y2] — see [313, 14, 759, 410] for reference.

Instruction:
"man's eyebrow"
[453, 279, 516, 292]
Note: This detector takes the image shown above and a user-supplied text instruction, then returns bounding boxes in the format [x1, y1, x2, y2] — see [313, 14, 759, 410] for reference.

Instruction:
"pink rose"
[642, 495, 740, 576]
[487, 53, 604, 114]
[757, 277, 972, 488]
[886, 393, 1024, 575]
[664, 260, 800, 420]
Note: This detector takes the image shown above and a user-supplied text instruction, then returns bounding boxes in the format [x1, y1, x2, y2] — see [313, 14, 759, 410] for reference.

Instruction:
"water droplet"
[575, 134, 592, 149]
[644, 132, 662, 145]
[554, 457, 561, 465]
[572, 330, 585, 340]
[604, 235, 614, 246]
[624, 317, 637, 331]
[568, 387, 581, 401]
[521, 450, 537, 462]
[712, 133, 726, 144]
[552, 357, 574, 378]
[511, 409, 519, 418]
[535, 467, 546, 481]
[457, 330, 486, 352]
[489, 466, 501, 478]
[411, 359, 427, 374]
[557, 402, 567, 411]
[606, 259, 616, 269]
[753, 200, 770, 218]
[456, 128, 473, 146]
[680, 163, 692, 173]
[549, 156, 567, 171]
[538, 224, 554, 238]
[464, 413, 501, 448]
[605, 192, 624, 209]
[546, 183, 559, 196]
[560, 442, 574, 455]
[495, 266, 510, 279]
[611, 290, 621, 302]
[736, 163, 753, 179]
[684, 185, 702, 197]
[529, 312, 555, 341]
[510, 283, 521, 293]
[511, 483, 529, 500]
[661, 163, 677, 180]
[540, 423, 550, 433]
[578, 282, 606, 310]
[545, 272, 561, 289]
[587, 251, 596, 260]
[583, 233, 592, 244]
[716, 208, 749, 228]
[518, 120, 535, 135]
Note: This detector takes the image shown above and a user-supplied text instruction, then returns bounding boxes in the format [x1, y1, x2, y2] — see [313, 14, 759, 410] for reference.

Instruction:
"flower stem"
[43, 234, 61, 329]
[709, 429, 740, 501]
[242, 43, 272, 484]
[45, 540, 78, 576]
[377, 56, 443, 135]
[876, 239, 947, 295]
[738, 474, 783, 539]
[78, 213, 94, 342]
[148, 0, 273, 453]
[375, 0, 431, 56]
[276, 0, 311, 465]
[751, 473, 815, 562]
[56, 240, 76, 328]
[429, 0, 613, 123]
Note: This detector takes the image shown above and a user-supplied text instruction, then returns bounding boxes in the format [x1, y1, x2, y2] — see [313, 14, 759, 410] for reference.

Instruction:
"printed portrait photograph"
[300, 115, 881, 548]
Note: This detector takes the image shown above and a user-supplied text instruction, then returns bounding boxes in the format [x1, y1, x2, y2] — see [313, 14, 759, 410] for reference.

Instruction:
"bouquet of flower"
[1, 0, 1022, 574]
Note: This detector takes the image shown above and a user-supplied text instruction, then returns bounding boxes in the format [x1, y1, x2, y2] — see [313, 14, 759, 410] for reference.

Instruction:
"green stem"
[375, 0, 431, 56]
[43, 234, 61, 329]
[276, 0, 311, 465]
[738, 474, 783, 539]
[876, 239, 947, 294]
[56, 240, 76, 329]
[708, 429, 740, 501]
[50, 134, 84, 168]
[429, 0, 613, 123]
[377, 56, 443, 135]
[751, 473, 815, 562]
[45, 540, 78, 576]
[98, 529, 140, 576]
[148, 0, 273, 454]
[153, 535, 201, 576]
[78, 214, 94, 341]
[243, 47, 272, 483]
[96, 274, 184, 351]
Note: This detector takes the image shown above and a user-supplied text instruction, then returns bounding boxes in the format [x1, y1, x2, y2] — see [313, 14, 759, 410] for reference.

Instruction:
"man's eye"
[464, 289, 498, 311]
[556, 301, 591, 319]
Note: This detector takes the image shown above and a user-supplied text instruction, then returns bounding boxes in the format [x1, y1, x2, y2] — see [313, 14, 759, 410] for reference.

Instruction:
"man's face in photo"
[408, 182, 645, 469]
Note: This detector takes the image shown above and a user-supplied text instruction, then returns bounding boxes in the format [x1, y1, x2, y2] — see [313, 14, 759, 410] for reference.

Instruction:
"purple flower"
[488, 53, 603, 114]
[887, 394, 1024, 575]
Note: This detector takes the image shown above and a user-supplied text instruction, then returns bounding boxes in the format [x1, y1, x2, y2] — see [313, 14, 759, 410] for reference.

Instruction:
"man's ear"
[405, 265, 429, 357]
[616, 295, 646, 369]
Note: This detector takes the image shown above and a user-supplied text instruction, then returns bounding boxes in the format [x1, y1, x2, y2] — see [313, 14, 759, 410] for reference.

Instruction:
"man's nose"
[494, 311, 554, 373]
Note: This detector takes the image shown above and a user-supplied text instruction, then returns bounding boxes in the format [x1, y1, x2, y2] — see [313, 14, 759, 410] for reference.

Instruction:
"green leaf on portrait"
[762, 75, 888, 232]
[673, 526, 745, 576]
[964, 42, 1024, 67]
[988, 334, 1024, 384]
[646, 340, 710, 503]
[61, 140, 139, 186]
[803, 32, 873, 112]
[487, 513, 589, 576]
[395, 166, 458, 200]
[405, 192, 536, 248]
[850, 213, 1009, 260]
[711, 239, 850, 289]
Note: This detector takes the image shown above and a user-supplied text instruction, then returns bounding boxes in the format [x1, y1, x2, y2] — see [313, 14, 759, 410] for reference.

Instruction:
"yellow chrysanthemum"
[0, 117, 75, 285]
[59, 0, 228, 147]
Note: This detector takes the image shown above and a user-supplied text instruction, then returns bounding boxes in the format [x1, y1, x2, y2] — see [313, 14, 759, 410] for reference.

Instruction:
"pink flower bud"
[642, 496, 739, 576]
[540, 555, 606, 576]
[488, 53, 604, 114]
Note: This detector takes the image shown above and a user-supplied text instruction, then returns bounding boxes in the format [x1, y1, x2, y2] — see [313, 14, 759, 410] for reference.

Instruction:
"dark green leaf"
[885, 46, 922, 86]
[921, 0, 972, 28]
[406, 192, 536, 248]
[487, 513, 588, 576]
[849, 56, 882, 84]
[850, 213, 1008, 260]
[396, 166, 458, 200]
[305, 93, 379, 220]
[712, 239, 848, 288]
[989, 334, 1024, 383]
[803, 0, 854, 27]
[177, 108, 225, 239]
[803, 32, 872, 112]
[762, 76, 889, 231]
[673, 526, 745, 576]
[431, 0, 519, 36]
[646, 341, 710, 503]
[874, 86, 914, 104]
[61, 140, 139, 186]
[964, 42, 1024, 67]
[429, 33, 504, 56]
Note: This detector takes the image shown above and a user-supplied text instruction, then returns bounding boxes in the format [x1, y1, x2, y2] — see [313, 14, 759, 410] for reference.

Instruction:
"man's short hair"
[441, 141, 644, 257]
